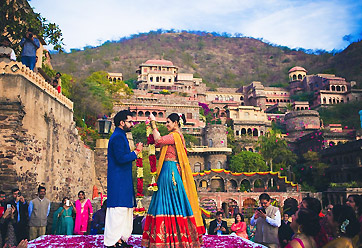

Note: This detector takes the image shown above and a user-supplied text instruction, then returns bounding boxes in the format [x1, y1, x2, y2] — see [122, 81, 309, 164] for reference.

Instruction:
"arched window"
[336, 86, 341, 91]
[156, 77, 159, 82]
[138, 111, 144, 117]
[331, 85, 335, 91]
[145, 111, 150, 117]
[341, 86, 345, 91]
[240, 96, 244, 100]
[323, 98, 326, 104]
[208, 139, 213, 147]
[216, 161, 222, 169]
[241, 128, 246, 135]
[247, 128, 252, 135]
[248, 148, 253, 152]
[253, 128, 258, 136]
[293, 75, 297, 80]
[150, 77, 153, 82]
[194, 163, 201, 172]
[298, 74, 302, 80]
[158, 112, 163, 118]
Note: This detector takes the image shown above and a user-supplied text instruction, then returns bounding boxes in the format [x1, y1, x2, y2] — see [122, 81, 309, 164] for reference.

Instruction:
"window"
[208, 139, 213, 147]
[194, 163, 201, 172]
[187, 113, 192, 119]
[216, 161, 222, 169]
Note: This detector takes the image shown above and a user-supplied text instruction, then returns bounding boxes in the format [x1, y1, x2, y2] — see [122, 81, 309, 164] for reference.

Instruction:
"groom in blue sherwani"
[104, 110, 143, 248]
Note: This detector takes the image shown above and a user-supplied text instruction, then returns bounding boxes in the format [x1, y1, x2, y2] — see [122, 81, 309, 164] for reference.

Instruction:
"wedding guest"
[279, 212, 294, 248]
[28, 186, 51, 240]
[231, 213, 248, 239]
[0, 36, 16, 62]
[209, 211, 229, 235]
[323, 205, 360, 248]
[7, 189, 29, 243]
[91, 199, 107, 235]
[74, 191, 93, 235]
[53, 197, 75, 235]
[285, 208, 319, 248]
[250, 193, 281, 248]
[19, 28, 40, 71]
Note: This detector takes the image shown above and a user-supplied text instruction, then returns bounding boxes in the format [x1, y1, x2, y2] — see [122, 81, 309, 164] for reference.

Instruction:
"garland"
[134, 147, 146, 215]
[146, 120, 158, 191]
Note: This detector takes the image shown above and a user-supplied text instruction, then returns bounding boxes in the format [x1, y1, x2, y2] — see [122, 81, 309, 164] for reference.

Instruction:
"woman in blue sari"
[53, 197, 75, 235]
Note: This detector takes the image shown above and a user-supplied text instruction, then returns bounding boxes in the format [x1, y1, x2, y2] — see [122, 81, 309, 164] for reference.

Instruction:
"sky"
[29, 0, 362, 52]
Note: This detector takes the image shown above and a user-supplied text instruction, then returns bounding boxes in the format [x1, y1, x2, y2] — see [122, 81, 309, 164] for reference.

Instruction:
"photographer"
[250, 193, 281, 248]
[19, 28, 40, 71]
[6, 189, 29, 244]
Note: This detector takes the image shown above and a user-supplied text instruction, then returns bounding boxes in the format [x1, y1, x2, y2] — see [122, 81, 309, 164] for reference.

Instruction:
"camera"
[257, 207, 266, 214]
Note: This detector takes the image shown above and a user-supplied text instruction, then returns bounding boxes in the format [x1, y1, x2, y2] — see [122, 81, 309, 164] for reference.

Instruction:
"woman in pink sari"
[74, 191, 93, 235]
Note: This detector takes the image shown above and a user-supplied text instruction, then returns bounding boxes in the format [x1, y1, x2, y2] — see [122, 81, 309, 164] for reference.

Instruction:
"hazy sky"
[29, 0, 362, 52]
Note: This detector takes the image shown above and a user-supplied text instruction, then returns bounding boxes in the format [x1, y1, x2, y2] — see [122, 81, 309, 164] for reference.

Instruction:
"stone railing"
[0, 61, 73, 110]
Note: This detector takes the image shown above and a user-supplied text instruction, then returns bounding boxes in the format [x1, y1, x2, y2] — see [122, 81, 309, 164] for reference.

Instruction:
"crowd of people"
[205, 193, 362, 248]
[0, 30, 62, 93]
[0, 187, 114, 248]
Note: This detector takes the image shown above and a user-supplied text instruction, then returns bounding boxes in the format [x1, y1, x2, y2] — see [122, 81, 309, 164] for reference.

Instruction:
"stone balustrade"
[0, 61, 73, 110]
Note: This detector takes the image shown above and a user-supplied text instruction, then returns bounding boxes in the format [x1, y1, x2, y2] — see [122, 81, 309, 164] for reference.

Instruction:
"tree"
[257, 129, 297, 173]
[85, 71, 133, 96]
[229, 151, 267, 172]
[1, 0, 63, 53]
[318, 100, 362, 129]
[132, 122, 168, 144]
[300, 151, 328, 190]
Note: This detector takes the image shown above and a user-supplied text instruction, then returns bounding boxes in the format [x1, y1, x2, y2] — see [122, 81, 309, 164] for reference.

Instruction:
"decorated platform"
[28, 234, 266, 248]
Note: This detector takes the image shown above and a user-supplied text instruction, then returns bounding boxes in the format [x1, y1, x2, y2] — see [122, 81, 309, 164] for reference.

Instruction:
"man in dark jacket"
[104, 110, 143, 248]
[208, 211, 229, 235]
[278, 212, 293, 248]
[6, 189, 29, 244]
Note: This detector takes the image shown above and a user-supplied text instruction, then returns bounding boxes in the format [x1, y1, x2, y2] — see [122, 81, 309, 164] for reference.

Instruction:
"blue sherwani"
[107, 127, 137, 208]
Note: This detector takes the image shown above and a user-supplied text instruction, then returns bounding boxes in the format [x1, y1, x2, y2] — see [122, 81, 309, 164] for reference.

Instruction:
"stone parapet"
[0, 61, 73, 110]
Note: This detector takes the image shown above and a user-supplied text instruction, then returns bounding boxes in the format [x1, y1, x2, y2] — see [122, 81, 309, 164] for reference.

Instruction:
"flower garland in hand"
[146, 119, 158, 191]
[134, 145, 146, 215]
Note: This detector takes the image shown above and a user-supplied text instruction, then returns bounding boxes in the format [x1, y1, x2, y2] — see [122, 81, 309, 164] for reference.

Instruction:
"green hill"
[51, 31, 362, 88]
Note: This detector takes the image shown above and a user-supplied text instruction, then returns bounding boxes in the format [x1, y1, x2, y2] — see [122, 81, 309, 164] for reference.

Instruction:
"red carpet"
[28, 235, 266, 247]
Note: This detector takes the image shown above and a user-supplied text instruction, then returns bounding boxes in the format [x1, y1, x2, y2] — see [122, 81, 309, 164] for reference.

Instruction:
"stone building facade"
[0, 61, 96, 201]
[228, 105, 270, 140]
[320, 139, 362, 183]
[135, 59, 205, 97]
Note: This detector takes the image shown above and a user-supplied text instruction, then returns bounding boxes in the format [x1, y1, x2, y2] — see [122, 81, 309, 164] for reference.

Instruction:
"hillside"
[51, 32, 361, 88]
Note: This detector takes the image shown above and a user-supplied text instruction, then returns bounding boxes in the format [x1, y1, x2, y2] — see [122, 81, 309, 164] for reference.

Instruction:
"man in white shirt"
[250, 193, 281, 248]
[0, 36, 16, 62]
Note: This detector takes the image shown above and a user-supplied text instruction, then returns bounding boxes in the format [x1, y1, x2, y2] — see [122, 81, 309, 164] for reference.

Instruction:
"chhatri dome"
[288, 66, 307, 82]
[288, 66, 307, 73]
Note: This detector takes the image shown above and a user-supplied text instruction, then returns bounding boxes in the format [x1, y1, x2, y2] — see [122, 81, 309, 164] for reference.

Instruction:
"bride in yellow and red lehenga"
[141, 113, 205, 248]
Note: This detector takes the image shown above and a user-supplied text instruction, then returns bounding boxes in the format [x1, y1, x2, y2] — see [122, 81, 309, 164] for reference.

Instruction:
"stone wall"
[0, 69, 96, 201]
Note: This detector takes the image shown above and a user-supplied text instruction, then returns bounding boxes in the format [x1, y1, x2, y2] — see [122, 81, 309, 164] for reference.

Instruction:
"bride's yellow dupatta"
[156, 131, 205, 235]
